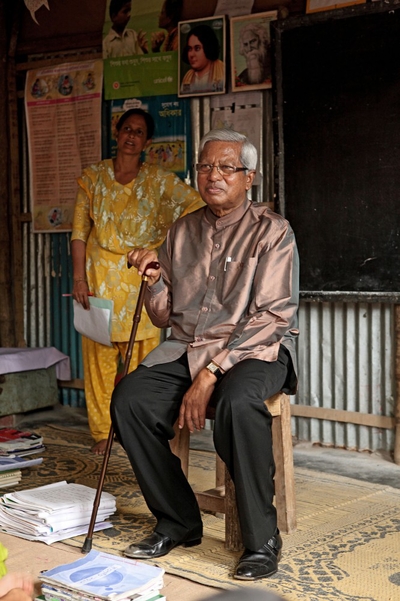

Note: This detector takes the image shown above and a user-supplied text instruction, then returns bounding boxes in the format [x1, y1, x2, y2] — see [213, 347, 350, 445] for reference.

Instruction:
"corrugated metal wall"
[294, 300, 395, 453]
[19, 92, 396, 451]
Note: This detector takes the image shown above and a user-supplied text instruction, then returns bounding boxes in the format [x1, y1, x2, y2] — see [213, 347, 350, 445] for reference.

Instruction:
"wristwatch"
[206, 361, 224, 380]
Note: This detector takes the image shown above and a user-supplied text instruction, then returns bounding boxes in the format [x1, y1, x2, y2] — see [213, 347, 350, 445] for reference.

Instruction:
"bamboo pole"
[0, 1, 14, 347]
[394, 305, 400, 465]
[7, 0, 25, 347]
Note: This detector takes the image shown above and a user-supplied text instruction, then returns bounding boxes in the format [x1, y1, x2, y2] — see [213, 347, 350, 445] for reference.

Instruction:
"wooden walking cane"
[82, 260, 160, 554]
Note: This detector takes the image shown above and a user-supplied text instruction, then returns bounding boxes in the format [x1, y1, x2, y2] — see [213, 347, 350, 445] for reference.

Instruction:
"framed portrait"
[178, 16, 226, 98]
[306, 0, 365, 13]
[230, 11, 277, 93]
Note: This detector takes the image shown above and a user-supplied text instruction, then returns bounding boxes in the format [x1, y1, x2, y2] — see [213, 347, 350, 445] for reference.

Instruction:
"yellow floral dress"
[72, 159, 203, 341]
[71, 160, 203, 442]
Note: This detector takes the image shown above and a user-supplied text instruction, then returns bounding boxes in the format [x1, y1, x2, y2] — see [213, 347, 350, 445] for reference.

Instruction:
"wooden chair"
[170, 392, 297, 552]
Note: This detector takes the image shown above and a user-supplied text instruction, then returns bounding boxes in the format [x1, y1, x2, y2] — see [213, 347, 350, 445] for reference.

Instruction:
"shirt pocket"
[217, 258, 258, 311]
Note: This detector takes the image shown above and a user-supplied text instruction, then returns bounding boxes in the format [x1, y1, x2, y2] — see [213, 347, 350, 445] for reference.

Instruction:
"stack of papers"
[0, 481, 116, 544]
[73, 297, 113, 347]
[39, 550, 165, 601]
[0, 427, 45, 456]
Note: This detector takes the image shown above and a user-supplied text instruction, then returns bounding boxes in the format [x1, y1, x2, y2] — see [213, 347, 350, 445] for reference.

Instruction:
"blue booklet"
[0, 455, 43, 472]
[39, 550, 164, 601]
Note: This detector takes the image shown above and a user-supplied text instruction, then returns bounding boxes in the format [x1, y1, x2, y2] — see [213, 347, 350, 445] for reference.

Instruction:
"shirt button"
[210, 275, 215, 281]
[215, 243, 220, 249]
[202, 306, 208, 312]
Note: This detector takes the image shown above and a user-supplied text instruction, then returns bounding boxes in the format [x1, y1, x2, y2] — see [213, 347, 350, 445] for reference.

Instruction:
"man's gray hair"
[239, 22, 269, 55]
[199, 128, 258, 171]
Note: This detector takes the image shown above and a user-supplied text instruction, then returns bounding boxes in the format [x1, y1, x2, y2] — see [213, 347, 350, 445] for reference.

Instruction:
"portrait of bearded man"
[237, 22, 271, 86]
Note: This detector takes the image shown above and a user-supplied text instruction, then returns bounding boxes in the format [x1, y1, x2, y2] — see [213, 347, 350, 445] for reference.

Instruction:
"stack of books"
[0, 427, 45, 489]
[0, 481, 116, 544]
[0, 455, 43, 488]
[0, 427, 45, 457]
[38, 550, 165, 601]
[0, 468, 22, 488]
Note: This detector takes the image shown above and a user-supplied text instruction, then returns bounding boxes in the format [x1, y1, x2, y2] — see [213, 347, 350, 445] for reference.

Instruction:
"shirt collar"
[205, 198, 251, 228]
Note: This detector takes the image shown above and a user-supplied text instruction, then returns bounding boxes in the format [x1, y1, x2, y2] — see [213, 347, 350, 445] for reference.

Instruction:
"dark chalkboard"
[278, 8, 400, 294]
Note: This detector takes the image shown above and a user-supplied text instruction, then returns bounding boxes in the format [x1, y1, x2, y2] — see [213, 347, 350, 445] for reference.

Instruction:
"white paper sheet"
[214, 0, 254, 16]
[73, 297, 113, 347]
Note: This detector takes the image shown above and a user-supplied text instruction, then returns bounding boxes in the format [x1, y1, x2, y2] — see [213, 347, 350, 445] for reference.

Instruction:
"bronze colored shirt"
[142, 199, 300, 393]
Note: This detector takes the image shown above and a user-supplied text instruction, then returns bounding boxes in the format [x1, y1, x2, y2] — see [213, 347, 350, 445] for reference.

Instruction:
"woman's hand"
[72, 279, 91, 310]
[127, 249, 161, 286]
[71, 239, 90, 309]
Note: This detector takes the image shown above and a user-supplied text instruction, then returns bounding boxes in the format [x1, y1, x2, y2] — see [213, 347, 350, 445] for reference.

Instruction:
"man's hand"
[127, 248, 161, 286]
[151, 31, 165, 52]
[137, 30, 148, 53]
[178, 368, 217, 433]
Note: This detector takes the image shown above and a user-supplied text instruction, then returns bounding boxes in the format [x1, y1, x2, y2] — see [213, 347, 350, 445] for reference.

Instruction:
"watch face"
[207, 362, 218, 373]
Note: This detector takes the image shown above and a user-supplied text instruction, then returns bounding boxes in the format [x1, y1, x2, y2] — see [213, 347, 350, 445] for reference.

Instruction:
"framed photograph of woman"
[178, 16, 226, 98]
[230, 11, 277, 92]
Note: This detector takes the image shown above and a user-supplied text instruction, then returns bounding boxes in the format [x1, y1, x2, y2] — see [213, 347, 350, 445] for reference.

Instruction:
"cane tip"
[81, 538, 92, 554]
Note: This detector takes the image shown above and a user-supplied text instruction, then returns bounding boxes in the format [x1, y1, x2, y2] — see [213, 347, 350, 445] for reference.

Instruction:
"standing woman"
[71, 108, 203, 454]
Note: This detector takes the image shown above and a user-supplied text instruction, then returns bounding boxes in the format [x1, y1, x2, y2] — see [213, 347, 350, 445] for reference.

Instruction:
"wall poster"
[230, 11, 277, 92]
[109, 95, 193, 181]
[178, 16, 226, 98]
[103, 0, 180, 99]
[25, 60, 103, 233]
[306, 0, 365, 12]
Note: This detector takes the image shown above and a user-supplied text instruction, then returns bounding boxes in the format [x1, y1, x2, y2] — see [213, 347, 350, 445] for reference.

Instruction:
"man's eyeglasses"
[195, 164, 248, 176]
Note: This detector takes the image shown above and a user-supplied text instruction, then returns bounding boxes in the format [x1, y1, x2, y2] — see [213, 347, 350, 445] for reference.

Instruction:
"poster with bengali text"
[103, 0, 179, 99]
[109, 95, 192, 181]
[25, 60, 103, 233]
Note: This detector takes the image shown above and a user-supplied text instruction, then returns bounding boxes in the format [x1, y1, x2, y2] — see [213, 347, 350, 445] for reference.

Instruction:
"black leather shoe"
[124, 531, 201, 559]
[234, 530, 282, 580]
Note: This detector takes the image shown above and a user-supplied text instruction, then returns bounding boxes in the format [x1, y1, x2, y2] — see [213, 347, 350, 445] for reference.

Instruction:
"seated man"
[111, 128, 299, 581]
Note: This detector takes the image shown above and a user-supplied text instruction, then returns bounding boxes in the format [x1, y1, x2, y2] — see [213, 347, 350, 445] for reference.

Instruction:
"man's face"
[112, 2, 131, 30]
[197, 141, 255, 217]
[242, 31, 260, 55]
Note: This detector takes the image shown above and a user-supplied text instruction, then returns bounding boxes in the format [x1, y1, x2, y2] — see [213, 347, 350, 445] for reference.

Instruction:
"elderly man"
[110, 129, 299, 580]
[237, 23, 271, 86]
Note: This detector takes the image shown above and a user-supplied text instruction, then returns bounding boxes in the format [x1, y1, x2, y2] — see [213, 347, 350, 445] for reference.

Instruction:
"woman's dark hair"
[182, 24, 220, 65]
[109, 0, 130, 19]
[115, 108, 155, 140]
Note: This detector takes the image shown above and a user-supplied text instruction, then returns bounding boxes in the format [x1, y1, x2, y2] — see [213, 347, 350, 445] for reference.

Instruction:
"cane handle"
[127, 259, 160, 272]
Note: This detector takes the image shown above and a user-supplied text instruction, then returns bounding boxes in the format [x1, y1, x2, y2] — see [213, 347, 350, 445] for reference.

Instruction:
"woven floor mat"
[6, 424, 400, 601]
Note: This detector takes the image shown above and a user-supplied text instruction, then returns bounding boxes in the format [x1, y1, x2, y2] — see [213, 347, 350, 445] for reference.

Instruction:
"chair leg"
[224, 466, 243, 552]
[272, 396, 297, 533]
[170, 421, 190, 478]
[215, 453, 225, 487]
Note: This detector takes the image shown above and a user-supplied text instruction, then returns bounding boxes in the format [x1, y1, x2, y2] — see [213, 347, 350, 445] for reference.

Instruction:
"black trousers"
[110, 347, 291, 551]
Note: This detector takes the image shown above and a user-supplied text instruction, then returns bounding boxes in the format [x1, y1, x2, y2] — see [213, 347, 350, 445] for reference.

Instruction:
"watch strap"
[206, 361, 224, 380]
